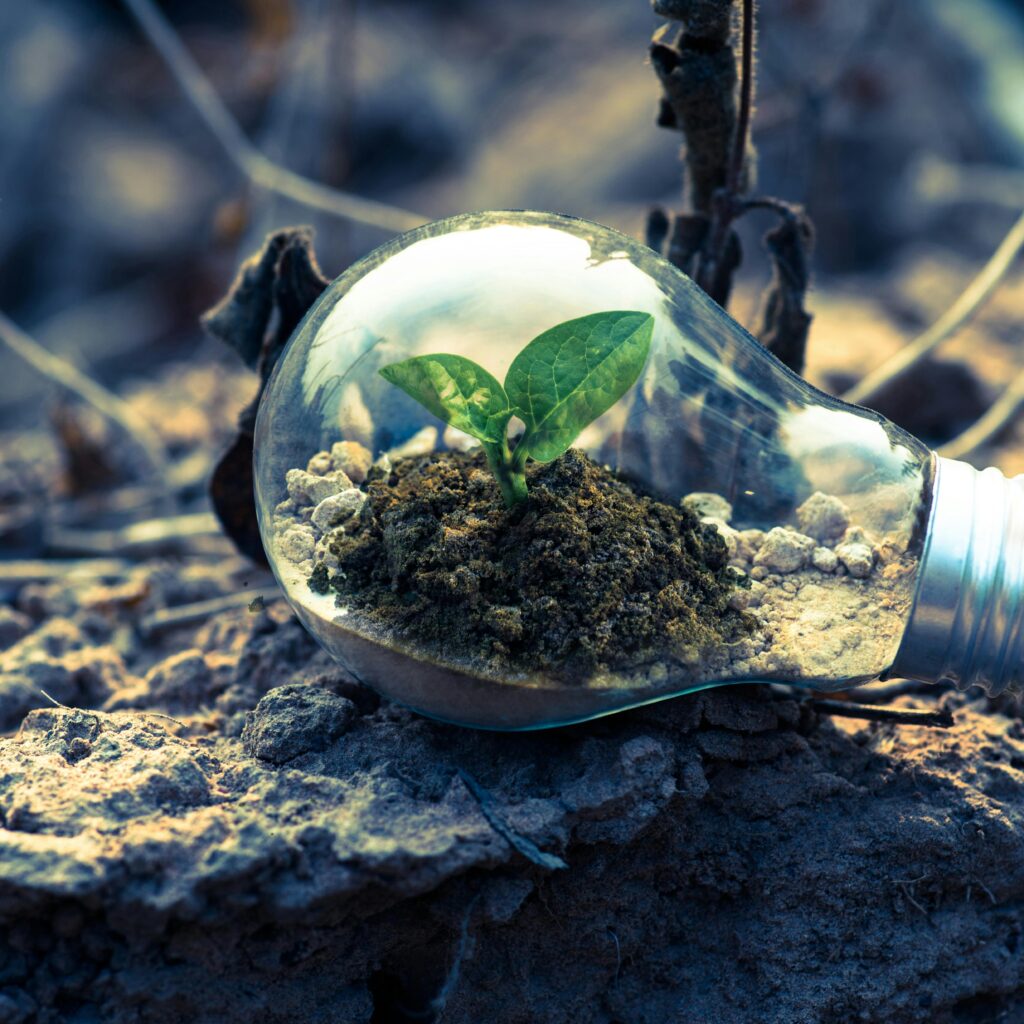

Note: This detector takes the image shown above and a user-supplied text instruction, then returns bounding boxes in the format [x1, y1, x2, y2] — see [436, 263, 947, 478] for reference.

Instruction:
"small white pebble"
[796, 492, 851, 542]
[735, 529, 765, 563]
[330, 441, 373, 483]
[753, 526, 815, 574]
[836, 540, 874, 579]
[684, 492, 733, 522]
[750, 565, 769, 581]
[306, 451, 333, 476]
[311, 489, 366, 532]
[278, 525, 315, 563]
[811, 546, 839, 573]
[286, 468, 353, 505]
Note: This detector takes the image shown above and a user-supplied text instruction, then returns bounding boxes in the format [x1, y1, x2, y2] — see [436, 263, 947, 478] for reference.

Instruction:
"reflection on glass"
[254, 211, 931, 729]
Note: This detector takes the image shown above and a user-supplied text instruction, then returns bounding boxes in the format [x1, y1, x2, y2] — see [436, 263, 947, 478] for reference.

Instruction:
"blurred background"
[1, 0, 1023, 548]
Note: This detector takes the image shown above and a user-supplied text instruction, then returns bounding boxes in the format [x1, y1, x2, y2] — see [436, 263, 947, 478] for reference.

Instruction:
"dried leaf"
[758, 209, 815, 376]
[204, 228, 330, 564]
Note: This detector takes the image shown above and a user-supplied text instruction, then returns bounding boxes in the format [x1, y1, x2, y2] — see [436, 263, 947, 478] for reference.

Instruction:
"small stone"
[242, 684, 357, 764]
[747, 581, 767, 608]
[841, 525, 872, 546]
[735, 529, 764, 563]
[0, 606, 32, 651]
[386, 426, 438, 461]
[278, 524, 315, 563]
[796, 492, 851, 542]
[330, 441, 373, 483]
[311, 489, 366, 532]
[750, 565, 769, 581]
[812, 547, 839, 573]
[753, 527, 815, 574]
[683, 492, 733, 522]
[836, 540, 874, 579]
[286, 468, 353, 506]
[306, 451, 333, 476]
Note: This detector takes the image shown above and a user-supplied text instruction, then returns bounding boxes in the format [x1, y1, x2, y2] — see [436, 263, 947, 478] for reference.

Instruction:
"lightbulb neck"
[890, 456, 1024, 696]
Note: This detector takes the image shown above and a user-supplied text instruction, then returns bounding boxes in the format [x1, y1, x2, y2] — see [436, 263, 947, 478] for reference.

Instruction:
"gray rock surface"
[2, 585, 1024, 1024]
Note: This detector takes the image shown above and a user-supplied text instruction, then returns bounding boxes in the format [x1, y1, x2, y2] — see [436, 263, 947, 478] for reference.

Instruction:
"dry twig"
[139, 588, 282, 636]
[844, 209, 1024, 406]
[0, 309, 170, 491]
[938, 365, 1024, 461]
[45, 512, 225, 558]
[120, 0, 428, 234]
[808, 698, 954, 729]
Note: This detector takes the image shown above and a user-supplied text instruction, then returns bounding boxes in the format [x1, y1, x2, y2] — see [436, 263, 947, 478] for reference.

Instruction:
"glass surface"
[254, 211, 932, 729]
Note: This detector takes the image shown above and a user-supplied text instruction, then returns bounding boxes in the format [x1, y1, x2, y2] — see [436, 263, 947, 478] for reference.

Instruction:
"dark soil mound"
[310, 448, 747, 678]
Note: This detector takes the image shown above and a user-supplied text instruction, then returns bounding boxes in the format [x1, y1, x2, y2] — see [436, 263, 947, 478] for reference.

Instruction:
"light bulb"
[254, 210, 1018, 729]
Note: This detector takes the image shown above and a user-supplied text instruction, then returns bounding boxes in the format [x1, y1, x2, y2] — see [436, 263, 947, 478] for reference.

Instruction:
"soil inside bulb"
[311, 448, 750, 680]
[270, 439, 919, 700]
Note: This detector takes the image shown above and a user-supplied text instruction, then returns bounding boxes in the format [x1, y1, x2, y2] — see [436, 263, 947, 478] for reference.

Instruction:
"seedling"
[379, 310, 655, 507]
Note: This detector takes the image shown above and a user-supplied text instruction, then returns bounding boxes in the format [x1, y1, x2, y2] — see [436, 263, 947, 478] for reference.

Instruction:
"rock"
[796, 492, 851, 542]
[329, 441, 373, 483]
[242, 683, 357, 764]
[285, 468, 353, 506]
[735, 528, 764, 564]
[811, 546, 839, 573]
[683, 492, 733, 522]
[310, 489, 366, 532]
[142, 649, 218, 713]
[305, 450, 333, 475]
[0, 606, 32, 650]
[277, 524, 315, 563]
[3, 687, 1024, 1023]
[836, 540, 875, 578]
[753, 527, 815, 574]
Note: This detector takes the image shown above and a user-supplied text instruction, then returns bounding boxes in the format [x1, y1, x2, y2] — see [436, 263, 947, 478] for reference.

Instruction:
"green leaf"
[505, 311, 654, 463]
[379, 354, 512, 444]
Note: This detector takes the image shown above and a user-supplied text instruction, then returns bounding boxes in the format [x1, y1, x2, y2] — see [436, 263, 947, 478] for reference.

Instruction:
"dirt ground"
[3, 1, 1024, 1021]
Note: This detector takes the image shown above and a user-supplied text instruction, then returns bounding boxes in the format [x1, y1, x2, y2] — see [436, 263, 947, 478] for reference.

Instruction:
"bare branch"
[139, 589, 283, 637]
[843, 209, 1024, 406]
[45, 513, 226, 558]
[120, 0, 429, 235]
[726, 0, 754, 197]
[808, 698, 954, 729]
[0, 309, 170, 490]
[938, 365, 1024, 461]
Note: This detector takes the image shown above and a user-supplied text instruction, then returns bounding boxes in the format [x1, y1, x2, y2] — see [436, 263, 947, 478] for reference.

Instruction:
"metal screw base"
[890, 457, 1024, 696]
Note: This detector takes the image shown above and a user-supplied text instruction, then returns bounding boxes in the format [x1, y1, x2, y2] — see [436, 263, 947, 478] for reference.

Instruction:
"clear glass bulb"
[254, 210, 942, 729]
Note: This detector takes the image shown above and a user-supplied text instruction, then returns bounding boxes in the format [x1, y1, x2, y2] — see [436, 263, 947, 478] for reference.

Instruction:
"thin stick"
[808, 698, 954, 729]
[120, 0, 428, 234]
[843, 209, 1024, 406]
[0, 559, 135, 584]
[139, 588, 282, 636]
[46, 512, 225, 557]
[938, 366, 1024, 461]
[727, 0, 755, 196]
[0, 309, 170, 488]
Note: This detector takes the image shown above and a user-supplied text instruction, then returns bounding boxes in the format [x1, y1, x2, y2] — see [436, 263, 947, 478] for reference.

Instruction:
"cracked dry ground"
[3, 577, 1024, 1024]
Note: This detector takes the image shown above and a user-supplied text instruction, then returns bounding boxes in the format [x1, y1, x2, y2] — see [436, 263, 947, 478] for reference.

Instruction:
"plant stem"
[483, 441, 528, 508]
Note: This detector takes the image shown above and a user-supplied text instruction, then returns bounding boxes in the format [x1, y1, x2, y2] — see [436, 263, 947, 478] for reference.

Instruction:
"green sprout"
[379, 310, 654, 508]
